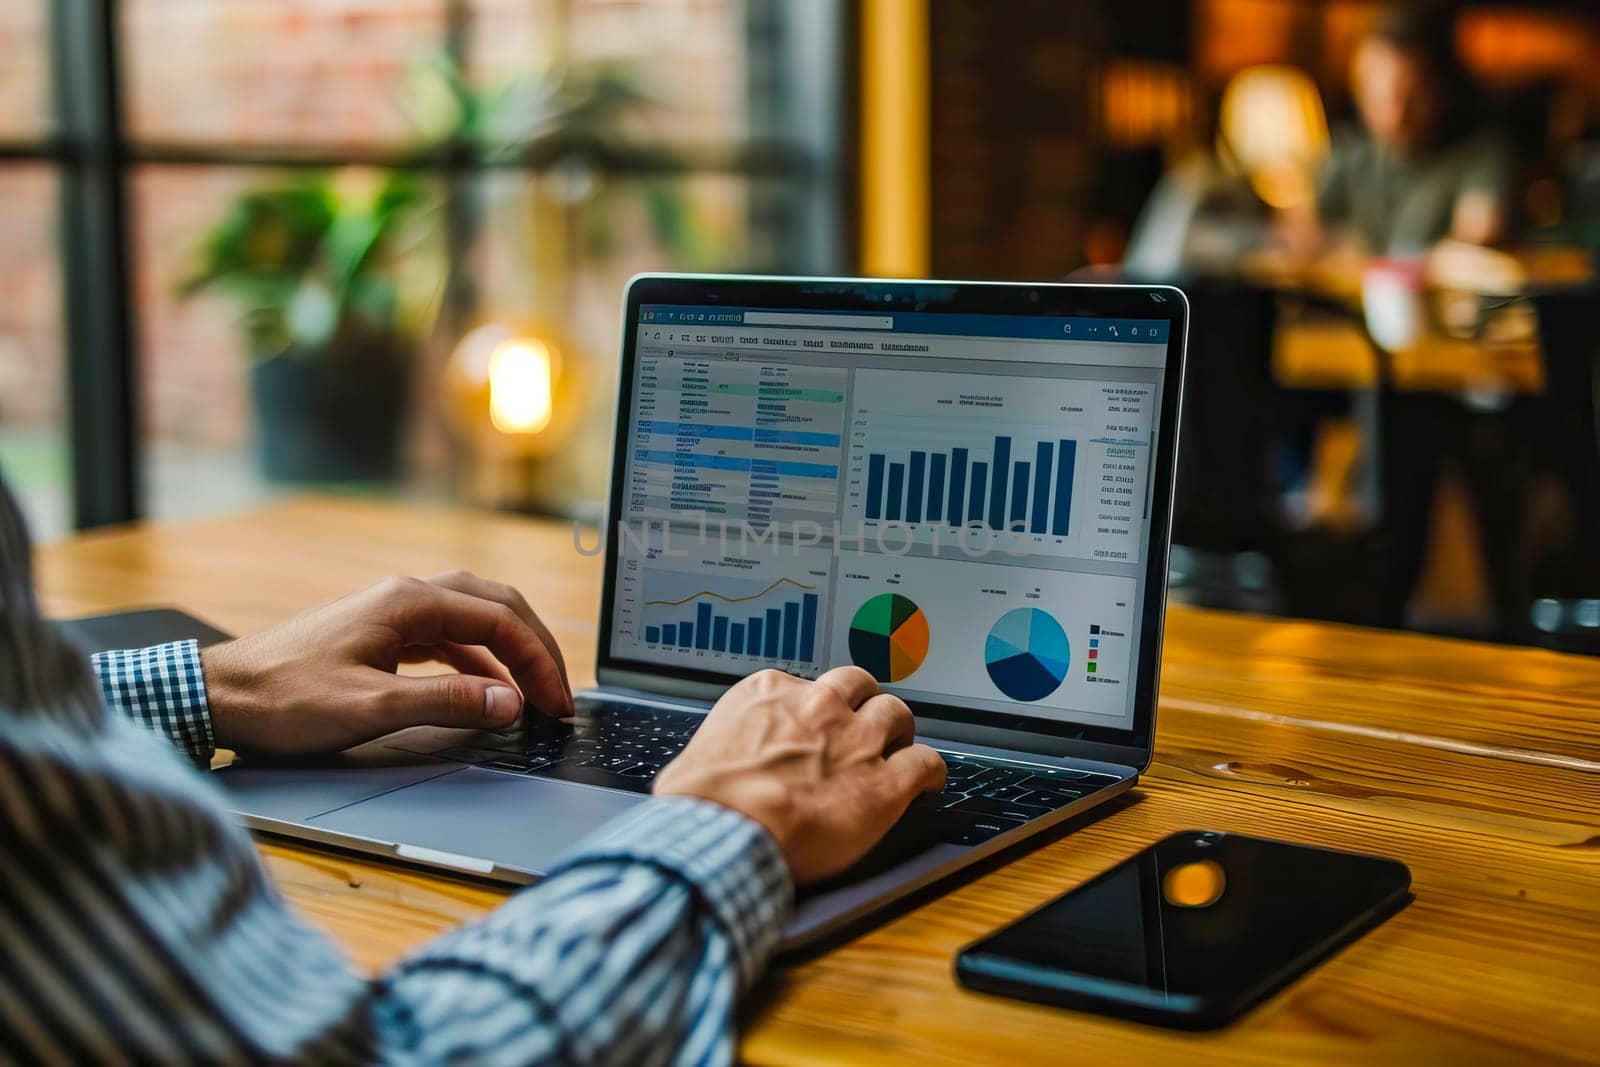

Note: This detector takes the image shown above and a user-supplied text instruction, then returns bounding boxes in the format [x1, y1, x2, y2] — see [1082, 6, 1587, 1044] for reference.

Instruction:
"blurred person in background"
[1307, 7, 1543, 636]
[1301, 4, 1511, 259]
[1128, 6, 1512, 281]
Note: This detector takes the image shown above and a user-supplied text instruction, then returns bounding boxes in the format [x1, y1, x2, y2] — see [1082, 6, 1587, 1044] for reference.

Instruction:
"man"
[1313, 5, 1511, 256]
[0, 475, 946, 1064]
[1281, 6, 1527, 632]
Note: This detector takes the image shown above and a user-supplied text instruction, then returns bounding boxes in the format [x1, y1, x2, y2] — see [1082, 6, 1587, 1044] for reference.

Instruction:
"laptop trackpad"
[308, 769, 646, 877]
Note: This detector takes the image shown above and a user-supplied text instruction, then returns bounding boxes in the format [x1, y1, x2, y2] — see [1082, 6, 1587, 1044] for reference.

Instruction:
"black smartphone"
[56, 608, 232, 653]
[956, 830, 1411, 1029]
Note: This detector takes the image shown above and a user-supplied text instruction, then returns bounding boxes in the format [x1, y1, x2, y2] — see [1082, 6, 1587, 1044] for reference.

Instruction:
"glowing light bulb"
[488, 339, 554, 434]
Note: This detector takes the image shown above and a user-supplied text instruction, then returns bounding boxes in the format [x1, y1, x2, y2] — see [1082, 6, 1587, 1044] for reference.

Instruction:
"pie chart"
[848, 593, 930, 683]
[984, 608, 1070, 702]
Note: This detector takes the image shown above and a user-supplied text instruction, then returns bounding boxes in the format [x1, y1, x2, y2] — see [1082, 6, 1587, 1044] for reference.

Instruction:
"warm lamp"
[488, 338, 556, 435]
[446, 321, 574, 451]
[445, 320, 582, 508]
[1218, 65, 1330, 210]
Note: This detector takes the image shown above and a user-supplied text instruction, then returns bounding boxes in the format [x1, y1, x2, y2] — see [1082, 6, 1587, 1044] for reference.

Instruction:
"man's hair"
[1370, 4, 1459, 78]
[1367, 3, 1482, 140]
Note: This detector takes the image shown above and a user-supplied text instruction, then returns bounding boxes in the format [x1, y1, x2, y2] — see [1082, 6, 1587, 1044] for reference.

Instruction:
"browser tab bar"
[743, 311, 894, 330]
[638, 305, 1169, 344]
[637, 323, 1167, 368]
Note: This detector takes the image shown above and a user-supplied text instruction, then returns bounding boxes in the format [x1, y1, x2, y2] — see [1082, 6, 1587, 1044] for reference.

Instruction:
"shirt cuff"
[90, 639, 215, 762]
[549, 796, 794, 991]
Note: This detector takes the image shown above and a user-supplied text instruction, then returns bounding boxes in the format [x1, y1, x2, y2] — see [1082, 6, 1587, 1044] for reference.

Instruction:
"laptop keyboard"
[404, 699, 1119, 847]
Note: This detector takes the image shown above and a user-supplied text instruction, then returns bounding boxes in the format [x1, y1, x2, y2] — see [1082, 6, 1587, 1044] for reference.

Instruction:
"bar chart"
[862, 435, 1077, 536]
[843, 369, 1155, 562]
[642, 578, 821, 663]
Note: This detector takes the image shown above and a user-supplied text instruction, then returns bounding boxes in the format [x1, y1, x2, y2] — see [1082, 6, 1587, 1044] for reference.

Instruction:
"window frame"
[1, 0, 843, 529]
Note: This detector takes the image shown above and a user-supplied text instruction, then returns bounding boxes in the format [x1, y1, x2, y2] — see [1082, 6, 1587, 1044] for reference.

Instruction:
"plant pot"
[249, 338, 411, 483]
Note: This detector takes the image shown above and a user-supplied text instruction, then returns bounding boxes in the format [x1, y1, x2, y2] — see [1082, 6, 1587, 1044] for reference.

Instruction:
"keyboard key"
[533, 757, 655, 795]
[968, 766, 1028, 790]
[483, 754, 556, 773]
[484, 759, 532, 773]
[935, 813, 1015, 845]
[1020, 784, 1094, 806]
[438, 702, 696, 789]
[1014, 764, 1101, 782]
[947, 795, 1053, 823]
[977, 784, 1034, 802]
[941, 759, 984, 780]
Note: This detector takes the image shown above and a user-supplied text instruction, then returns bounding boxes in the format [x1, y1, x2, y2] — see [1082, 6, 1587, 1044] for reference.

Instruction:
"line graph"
[644, 576, 817, 609]
[634, 556, 829, 665]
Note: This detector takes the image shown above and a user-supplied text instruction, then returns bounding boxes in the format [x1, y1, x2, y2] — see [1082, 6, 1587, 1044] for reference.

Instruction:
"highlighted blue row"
[636, 450, 838, 479]
[644, 593, 819, 663]
[637, 421, 841, 447]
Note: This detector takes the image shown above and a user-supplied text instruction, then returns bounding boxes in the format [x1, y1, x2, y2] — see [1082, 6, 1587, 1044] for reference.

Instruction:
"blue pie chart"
[984, 608, 1070, 702]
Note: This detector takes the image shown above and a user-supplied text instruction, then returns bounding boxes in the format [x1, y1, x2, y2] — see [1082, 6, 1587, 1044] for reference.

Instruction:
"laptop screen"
[604, 284, 1175, 737]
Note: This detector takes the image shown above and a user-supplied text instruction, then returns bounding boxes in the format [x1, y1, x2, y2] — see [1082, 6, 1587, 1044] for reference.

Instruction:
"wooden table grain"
[35, 497, 1600, 1065]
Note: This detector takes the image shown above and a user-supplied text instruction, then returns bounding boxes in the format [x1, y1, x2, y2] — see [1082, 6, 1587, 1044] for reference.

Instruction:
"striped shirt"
[0, 479, 792, 1065]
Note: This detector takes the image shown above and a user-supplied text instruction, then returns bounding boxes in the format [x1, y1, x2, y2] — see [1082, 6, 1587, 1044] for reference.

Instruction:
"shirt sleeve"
[90, 638, 215, 762]
[374, 796, 793, 1066]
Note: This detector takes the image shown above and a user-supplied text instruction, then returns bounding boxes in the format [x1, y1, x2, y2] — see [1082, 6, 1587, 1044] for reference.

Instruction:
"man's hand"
[653, 666, 947, 884]
[201, 571, 572, 755]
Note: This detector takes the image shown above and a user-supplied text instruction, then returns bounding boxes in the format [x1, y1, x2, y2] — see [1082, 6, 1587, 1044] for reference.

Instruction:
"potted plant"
[180, 169, 438, 483]
[182, 54, 706, 493]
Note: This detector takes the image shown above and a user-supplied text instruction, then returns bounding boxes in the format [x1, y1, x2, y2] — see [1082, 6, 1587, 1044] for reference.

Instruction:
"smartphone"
[956, 830, 1411, 1029]
[57, 608, 232, 653]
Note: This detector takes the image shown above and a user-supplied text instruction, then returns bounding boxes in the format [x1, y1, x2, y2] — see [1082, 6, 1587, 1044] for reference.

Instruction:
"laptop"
[220, 274, 1189, 950]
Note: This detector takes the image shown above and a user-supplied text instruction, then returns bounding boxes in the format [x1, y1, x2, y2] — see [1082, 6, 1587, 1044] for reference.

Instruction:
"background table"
[35, 497, 1600, 1065]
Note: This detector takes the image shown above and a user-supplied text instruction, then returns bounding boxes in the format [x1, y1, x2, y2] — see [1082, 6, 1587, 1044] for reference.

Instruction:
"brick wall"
[0, 3, 50, 138]
[0, 169, 59, 428]
[124, 0, 449, 145]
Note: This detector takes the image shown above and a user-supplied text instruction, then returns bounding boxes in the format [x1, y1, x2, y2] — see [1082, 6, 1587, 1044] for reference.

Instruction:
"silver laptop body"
[220, 275, 1188, 951]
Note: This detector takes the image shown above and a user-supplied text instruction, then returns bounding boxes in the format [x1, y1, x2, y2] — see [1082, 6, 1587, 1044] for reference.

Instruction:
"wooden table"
[1273, 317, 1546, 394]
[36, 498, 1600, 1064]
[1239, 243, 1588, 394]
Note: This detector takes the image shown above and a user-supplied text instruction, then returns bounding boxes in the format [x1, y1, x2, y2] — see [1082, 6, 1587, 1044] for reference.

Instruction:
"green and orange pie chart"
[847, 593, 930, 683]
